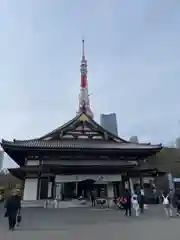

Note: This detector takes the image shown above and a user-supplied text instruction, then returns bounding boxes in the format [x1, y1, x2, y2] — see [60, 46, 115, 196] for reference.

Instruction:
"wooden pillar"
[107, 182, 114, 207]
[75, 182, 78, 197]
[140, 176, 143, 188]
[37, 177, 41, 200]
[48, 180, 52, 199]
[51, 177, 55, 199]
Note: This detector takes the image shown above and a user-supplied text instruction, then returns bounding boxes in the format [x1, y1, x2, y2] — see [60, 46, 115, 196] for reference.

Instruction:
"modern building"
[0, 151, 4, 170]
[1, 40, 163, 202]
[129, 136, 139, 143]
[176, 137, 180, 148]
[100, 113, 118, 136]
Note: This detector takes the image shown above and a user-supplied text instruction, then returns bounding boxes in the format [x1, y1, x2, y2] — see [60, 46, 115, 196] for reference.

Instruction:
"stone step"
[21, 200, 44, 208]
[21, 199, 92, 208]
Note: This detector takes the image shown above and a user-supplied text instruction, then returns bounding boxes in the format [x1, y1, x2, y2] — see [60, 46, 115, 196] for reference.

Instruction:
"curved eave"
[1, 139, 162, 150]
[1, 142, 25, 166]
[1, 140, 162, 164]
[8, 168, 25, 180]
[131, 167, 166, 177]
[1, 145, 162, 159]
[8, 166, 43, 180]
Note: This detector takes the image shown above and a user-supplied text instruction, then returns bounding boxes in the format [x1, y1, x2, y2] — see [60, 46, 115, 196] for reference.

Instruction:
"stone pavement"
[0, 205, 180, 240]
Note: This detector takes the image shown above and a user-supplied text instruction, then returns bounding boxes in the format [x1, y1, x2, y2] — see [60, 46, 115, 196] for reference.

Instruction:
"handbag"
[17, 215, 21, 223]
[17, 211, 22, 223]
[4, 211, 8, 218]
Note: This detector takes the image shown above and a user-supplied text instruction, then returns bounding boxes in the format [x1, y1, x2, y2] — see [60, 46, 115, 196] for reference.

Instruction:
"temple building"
[1, 40, 163, 202]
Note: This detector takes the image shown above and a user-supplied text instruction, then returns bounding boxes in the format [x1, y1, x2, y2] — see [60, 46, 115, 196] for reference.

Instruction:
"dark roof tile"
[1, 139, 162, 150]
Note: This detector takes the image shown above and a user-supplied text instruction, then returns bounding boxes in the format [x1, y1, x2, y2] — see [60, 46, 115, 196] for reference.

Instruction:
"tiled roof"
[1, 139, 162, 150]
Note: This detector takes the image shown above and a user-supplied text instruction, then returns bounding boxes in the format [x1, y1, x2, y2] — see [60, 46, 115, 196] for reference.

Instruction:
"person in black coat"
[5, 190, 21, 231]
[124, 189, 132, 216]
[138, 189, 145, 213]
[91, 190, 96, 207]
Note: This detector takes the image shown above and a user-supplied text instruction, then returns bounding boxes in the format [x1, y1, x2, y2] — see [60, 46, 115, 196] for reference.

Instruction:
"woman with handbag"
[4, 190, 20, 231]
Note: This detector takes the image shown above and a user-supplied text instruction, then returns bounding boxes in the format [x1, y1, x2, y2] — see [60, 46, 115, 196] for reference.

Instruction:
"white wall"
[23, 178, 38, 200]
[26, 160, 39, 166]
[107, 183, 114, 207]
[48, 182, 52, 198]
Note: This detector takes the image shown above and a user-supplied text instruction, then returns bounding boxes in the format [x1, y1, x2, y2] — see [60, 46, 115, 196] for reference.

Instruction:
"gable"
[40, 113, 127, 142]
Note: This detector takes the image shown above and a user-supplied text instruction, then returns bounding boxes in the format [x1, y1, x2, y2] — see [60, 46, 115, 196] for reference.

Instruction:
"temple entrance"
[78, 179, 108, 199]
[60, 179, 109, 200]
[63, 182, 77, 199]
[94, 184, 107, 198]
[54, 174, 124, 201]
[59, 180, 97, 200]
[77, 179, 94, 198]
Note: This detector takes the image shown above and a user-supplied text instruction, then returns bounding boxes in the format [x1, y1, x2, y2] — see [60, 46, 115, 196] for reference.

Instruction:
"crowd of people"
[3, 187, 180, 232]
[90, 187, 180, 218]
[116, 188, 145, 217]
[118, 188, 180, 218]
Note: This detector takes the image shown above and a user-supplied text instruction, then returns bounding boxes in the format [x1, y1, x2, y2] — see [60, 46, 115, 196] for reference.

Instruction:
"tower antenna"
[77, 38, 93, 118]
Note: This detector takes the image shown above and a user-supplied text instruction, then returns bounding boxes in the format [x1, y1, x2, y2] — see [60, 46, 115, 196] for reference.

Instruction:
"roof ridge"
[38, 113, 83, 140]
[88, 116, 128, 143]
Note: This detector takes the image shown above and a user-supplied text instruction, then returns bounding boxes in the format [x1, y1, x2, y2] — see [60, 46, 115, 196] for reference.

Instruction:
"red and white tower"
[77, 39, 93, 118]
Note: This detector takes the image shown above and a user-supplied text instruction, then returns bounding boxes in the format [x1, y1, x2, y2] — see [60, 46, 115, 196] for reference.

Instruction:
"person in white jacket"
[132, 194, 140, 217]
[162, 192, 172, 217]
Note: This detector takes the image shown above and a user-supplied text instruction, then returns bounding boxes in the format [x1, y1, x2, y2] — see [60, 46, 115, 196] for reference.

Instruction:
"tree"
[148, 147, 180, 177]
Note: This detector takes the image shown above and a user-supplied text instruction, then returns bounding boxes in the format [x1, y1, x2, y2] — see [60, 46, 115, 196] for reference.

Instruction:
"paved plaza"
[0, 205, 180, 240]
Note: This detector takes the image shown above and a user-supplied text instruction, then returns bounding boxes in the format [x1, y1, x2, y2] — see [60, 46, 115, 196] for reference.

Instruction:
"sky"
[0, 0, 180, 167]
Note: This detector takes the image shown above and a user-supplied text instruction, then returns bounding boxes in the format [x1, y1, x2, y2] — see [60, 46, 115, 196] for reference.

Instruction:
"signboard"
[173, 178, 180, 183]
[55, 174, 122, 183]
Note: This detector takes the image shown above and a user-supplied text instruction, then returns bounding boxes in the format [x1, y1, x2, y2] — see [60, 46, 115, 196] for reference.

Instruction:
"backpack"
[17, 214, 21, 223]
[119, 197, 127, 204]
[162, 194, 169, 205]
[122, 197, 127, 204]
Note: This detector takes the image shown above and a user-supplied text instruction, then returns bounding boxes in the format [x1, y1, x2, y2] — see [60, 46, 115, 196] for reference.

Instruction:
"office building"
[0, 151, 4, 170]
[100, 113, 118, 135]
[129, 136, 139, 143]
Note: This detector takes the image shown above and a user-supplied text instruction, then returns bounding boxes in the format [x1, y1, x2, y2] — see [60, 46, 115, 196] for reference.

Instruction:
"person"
[162, 191, 172, 218]
[132, 193, 140, 217]
[4, 190, 21, 231]
[176, 197, 180, 216]
[138, 188, 145, 213]
[91, 190, 96, 207]
[124, 189, 132, 216]
[173, 192, 180, 216]
[15, 190, 21, 228]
